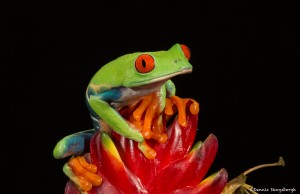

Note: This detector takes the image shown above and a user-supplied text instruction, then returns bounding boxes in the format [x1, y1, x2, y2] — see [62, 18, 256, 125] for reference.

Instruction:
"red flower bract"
[65, 111, 228, 194]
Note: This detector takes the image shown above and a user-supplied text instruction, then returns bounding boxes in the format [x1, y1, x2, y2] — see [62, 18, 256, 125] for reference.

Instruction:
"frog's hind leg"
[64, 155, 102, 192]
[53, 129, 95, 159]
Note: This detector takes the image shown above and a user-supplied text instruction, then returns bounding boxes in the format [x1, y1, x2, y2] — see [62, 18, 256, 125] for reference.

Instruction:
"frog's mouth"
[113, 69, 192, 110]
[130, 68, 192, 88]
[123, 69, 193, 101]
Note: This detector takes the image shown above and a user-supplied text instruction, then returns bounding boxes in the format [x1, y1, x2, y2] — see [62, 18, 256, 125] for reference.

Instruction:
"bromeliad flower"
[64, 95, 228, 194]
[55, 44, 285, 194]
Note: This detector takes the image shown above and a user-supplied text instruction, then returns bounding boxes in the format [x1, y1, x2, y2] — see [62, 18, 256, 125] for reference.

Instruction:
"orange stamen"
[151, 132, 168, 143]
[138, 141, 157, 160]
[143, 93, 159, 139]
[133, 95, 152, 121]
[128, 114, 144, 131]
[126, 92, 199, 159]
[152, 115, 164, 134]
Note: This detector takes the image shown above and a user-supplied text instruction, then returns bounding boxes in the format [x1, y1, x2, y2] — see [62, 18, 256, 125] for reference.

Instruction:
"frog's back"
[88, 53, 138, 89]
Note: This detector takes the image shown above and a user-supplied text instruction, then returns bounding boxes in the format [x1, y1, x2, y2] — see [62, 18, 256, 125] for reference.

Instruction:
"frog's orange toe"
[68, 156, 103, 191]
[77, 175, 93, 192]
[151, 132, 168, 144]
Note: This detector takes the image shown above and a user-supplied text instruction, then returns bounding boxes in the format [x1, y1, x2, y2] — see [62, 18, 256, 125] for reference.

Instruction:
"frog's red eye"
[180, 44, 191, 60]
[135, 54, 155, 73]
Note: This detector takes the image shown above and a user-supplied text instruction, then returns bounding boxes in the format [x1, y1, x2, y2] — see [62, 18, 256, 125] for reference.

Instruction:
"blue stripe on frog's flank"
[53, 129, 95, 159]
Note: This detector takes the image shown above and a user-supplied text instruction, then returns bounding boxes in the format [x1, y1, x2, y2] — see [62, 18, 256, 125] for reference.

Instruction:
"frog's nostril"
[180, 44, 191, 60]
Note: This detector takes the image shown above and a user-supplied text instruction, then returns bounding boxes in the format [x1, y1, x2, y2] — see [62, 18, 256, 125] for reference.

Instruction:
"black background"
[2, 1, 299, 193]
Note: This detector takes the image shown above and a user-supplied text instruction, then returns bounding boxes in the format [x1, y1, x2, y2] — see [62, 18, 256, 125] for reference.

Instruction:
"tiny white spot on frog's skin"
[126, 69, 134, 78]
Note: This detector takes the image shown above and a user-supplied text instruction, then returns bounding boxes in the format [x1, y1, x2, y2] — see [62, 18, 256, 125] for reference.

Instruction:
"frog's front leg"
[88, 95, 144, 142]
[165, 79, 176, 98]
[88, 91, 157, 159]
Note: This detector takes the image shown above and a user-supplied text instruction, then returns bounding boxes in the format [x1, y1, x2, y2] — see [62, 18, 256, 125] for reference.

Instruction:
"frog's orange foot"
[66, 156, 102, 192]
[165, 96, 199, 127]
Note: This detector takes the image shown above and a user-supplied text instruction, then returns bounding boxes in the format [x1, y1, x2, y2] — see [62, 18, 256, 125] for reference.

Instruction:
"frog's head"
[122, 43, 193, 88]
[89, 44, 193, 91]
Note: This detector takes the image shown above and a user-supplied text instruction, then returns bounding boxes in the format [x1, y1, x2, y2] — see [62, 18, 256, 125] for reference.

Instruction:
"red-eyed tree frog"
[53, 44, 192, 191]
[53, 43, 193, 191]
